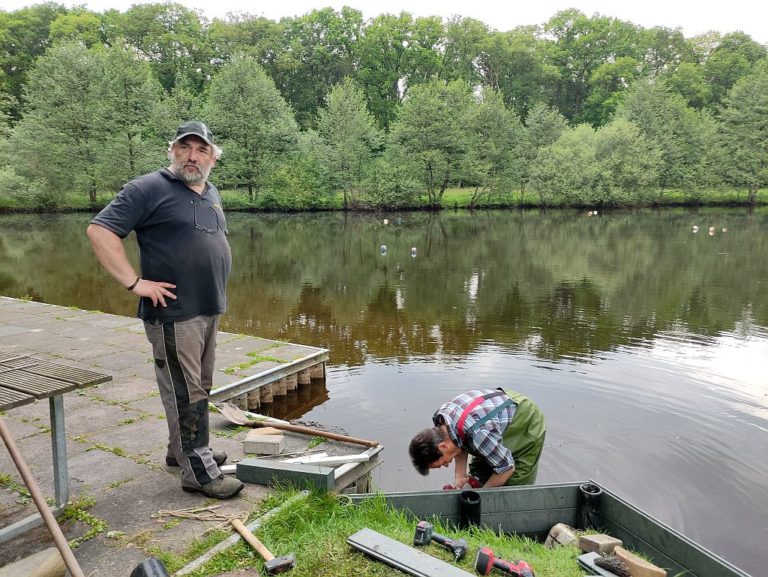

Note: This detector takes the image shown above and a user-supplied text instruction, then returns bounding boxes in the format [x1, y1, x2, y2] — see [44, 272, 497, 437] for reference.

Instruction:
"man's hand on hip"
[132, 279, 177, 307]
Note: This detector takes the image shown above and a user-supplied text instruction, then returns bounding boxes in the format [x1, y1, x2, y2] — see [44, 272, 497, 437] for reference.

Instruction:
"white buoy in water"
[380, 244, 387, 255]
[383, 218, 389, 225]
[411, 247, 417, 257]
[722, 227, 728, 233]
[708, 227, 716, 236]
[692, 225, 699, 233]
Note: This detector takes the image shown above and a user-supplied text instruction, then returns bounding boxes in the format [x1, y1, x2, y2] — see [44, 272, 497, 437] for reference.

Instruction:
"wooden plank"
[21, 361, 111, 387]
[347, 527, 474, 577]
[0, 371, 79, 398]
[0, 352, 29, 364]
[0, 386, 35, 410]
[283, 453, 369, 466]
[209, 349, 329, 402]
[333, 445, 383, 491]
[236, 457, 335, 491]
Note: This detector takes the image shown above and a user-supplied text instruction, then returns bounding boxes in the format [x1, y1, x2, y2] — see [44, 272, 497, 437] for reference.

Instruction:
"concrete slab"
[243, 431, 284, 455]
[64, 402, 145, 437]
[87, 418, 169, 458]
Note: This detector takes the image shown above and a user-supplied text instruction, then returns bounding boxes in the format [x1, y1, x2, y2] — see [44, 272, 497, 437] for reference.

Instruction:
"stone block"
[544, 522, 578, 548]
[253, 426, 283, 435]
[236, 457, 334, 491]
[0, 547, 64, 577]
[614, 546, 666, 577]
[243, 430, 284, 455]
[579, 534, 623, 556]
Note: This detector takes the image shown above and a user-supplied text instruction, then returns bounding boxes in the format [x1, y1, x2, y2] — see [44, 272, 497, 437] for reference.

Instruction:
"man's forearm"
[453, 452, 468, 485]
[483, 468, 515, 488]
[86, 224, 137, 288]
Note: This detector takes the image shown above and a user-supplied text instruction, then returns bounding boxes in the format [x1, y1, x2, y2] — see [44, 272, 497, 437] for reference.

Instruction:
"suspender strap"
[456, 390, 508, 443]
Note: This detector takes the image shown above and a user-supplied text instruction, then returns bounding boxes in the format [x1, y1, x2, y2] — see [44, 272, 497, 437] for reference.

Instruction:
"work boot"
[182, 475, 244, 499]
[165, 450, 227, 468]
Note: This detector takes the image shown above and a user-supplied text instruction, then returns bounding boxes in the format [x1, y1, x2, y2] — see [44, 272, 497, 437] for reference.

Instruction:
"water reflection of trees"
[1, 210, 767, 365]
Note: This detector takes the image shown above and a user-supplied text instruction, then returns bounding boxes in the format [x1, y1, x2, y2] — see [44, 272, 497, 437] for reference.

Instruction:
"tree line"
[0, 2, 766, 211]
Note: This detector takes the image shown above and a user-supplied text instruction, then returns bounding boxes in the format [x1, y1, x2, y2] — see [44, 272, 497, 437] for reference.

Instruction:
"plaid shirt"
[433, 388, 518, 474]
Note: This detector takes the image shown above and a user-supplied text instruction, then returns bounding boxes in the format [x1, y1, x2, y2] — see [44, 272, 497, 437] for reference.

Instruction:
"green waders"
[468, 390, 546, 486]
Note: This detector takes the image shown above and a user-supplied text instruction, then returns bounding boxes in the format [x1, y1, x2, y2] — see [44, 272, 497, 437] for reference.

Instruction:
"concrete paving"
[0, 297, 347, 576]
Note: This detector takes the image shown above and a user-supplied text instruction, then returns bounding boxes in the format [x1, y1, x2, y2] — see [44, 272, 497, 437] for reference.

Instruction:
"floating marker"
[380, 244, 387, 256]
[411, 247, 417, 257]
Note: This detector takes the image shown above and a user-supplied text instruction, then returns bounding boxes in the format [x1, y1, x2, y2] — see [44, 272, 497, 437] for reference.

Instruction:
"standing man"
[87, 121, 244, 499]
[409, 388, 546, 488]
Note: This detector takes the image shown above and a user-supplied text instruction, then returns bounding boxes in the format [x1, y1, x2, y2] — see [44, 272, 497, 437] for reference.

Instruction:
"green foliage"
[661, 62, 712, 110]
[463, 87, 528, 206]
[717, 61, 768, 203]
[477, 28, 560, 119]
[0, 3, 67, 120]
[11, 42, 105, 204]
[0, 5, 766, 211]
[61, 493, 107, 548]
[359, 150, 423, 209]
[264, 130, 335, 210]
[204, 55, 300, 201]
[389, 80, 474, 207]
[593, 118, 661, 203]
[317, 77, 384, 209]
[273, 8, 362, 128]
[111, 2, 210, 93]
[530, 124, 604, 206]
[49, 10, 104, 47]
[617, 80, 720, 194]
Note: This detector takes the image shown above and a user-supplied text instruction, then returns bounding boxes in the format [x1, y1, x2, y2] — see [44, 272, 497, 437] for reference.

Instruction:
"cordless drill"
[474, 546, 535, 577]
[413, 520, 469, 561]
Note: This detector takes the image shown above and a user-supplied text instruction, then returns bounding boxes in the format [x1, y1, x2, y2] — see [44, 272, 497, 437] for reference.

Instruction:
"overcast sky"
[4, 0, 768, 44]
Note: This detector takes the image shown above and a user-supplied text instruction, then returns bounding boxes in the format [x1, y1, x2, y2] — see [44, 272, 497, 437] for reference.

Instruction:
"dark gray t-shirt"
[91, 168, 231, 322]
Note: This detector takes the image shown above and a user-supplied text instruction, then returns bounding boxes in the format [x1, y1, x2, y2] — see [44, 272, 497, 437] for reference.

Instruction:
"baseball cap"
[173, 121, 214, 146]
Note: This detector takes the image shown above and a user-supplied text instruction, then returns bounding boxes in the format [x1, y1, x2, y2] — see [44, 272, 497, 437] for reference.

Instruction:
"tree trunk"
[747, 185, 757, 205]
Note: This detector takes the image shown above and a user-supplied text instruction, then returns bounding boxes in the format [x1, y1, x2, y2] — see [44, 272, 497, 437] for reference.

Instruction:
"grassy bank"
[0, 186, 765, 213]
[151, 488, 588, 577]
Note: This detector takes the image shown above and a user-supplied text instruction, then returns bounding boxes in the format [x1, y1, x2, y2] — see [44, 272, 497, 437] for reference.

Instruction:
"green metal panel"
[347, 528, 474, 577]
[595, 488, 750, 577]
[236, 457, 334, 491]
[479, 484, 580, 535]
[352, 483, 581, 536]
[353, 482, 751, 577]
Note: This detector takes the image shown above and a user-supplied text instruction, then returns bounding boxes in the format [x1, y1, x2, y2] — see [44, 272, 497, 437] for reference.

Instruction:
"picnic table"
[0, 351, 111, 543]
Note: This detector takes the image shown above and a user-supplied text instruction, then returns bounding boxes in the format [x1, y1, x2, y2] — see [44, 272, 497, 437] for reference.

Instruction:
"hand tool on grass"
[216, 402, 379, 447]
[413, 520, 469, 561]
[231, 518, 295, 574]
[474, 547, 535, 576]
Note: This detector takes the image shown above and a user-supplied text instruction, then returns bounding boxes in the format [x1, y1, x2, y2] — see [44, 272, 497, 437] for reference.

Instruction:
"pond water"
[1, 208, 766, 575]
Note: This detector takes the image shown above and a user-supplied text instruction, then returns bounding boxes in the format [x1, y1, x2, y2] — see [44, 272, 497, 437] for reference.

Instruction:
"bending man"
[409, 388, 546, 488]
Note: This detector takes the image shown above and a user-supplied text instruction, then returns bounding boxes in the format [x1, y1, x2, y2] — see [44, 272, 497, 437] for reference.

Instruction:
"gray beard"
[172, 164, 209, 185]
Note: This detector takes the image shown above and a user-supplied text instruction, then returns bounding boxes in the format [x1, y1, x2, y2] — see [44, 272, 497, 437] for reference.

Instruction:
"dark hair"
[409, 427, 443, 476]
